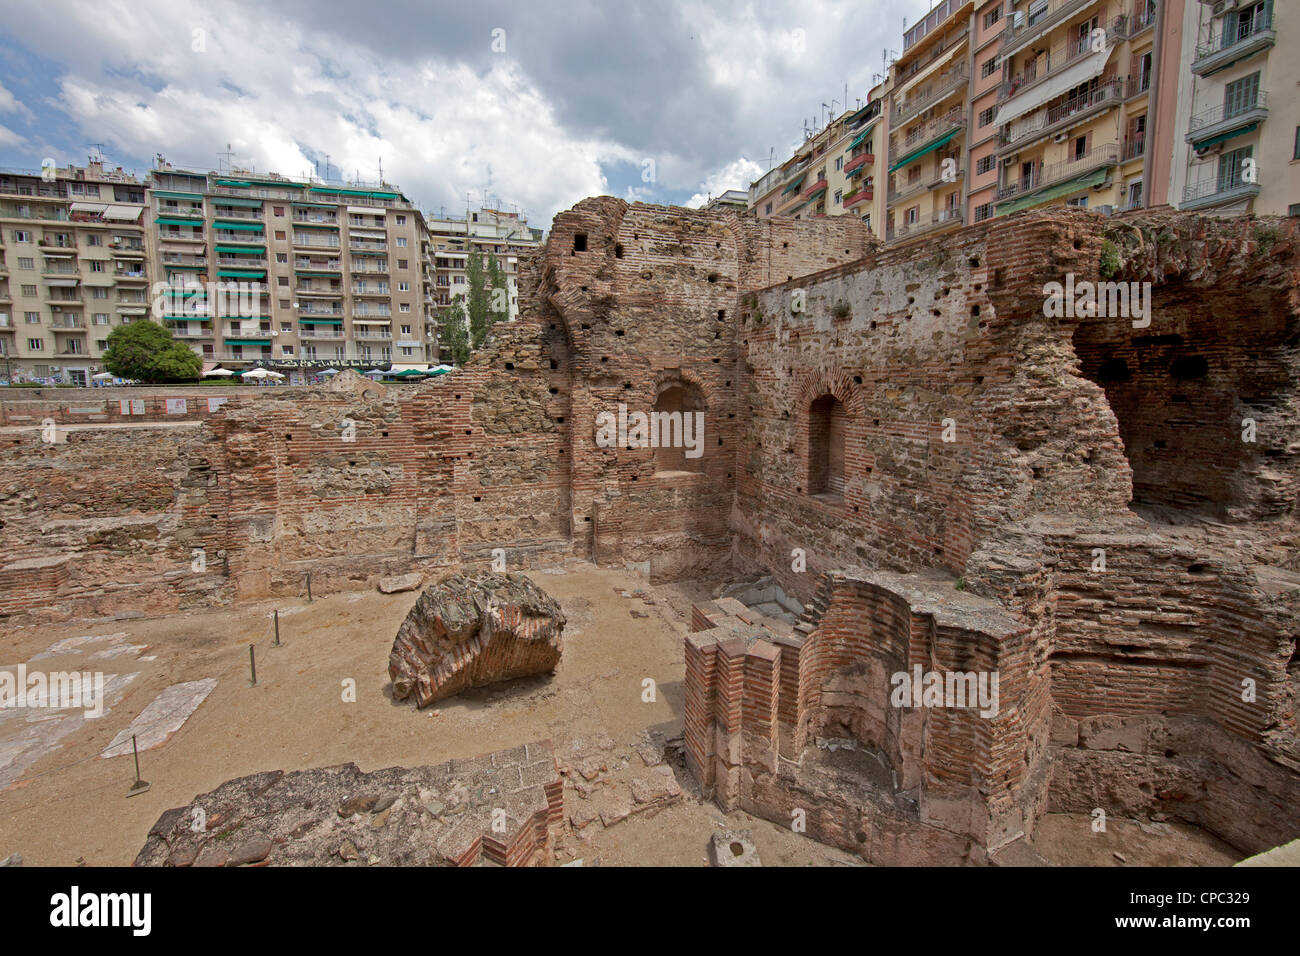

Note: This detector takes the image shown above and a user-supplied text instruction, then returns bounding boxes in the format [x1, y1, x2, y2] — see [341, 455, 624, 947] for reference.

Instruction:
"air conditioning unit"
[1052, 132, 1070, 143]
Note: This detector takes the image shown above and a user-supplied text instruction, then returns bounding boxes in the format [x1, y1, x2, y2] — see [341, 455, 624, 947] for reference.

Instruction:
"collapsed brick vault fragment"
[3, 200, 1298, 863]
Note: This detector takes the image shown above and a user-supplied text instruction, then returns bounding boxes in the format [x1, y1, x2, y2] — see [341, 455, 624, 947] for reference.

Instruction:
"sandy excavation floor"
[0, 560, 1241, 867]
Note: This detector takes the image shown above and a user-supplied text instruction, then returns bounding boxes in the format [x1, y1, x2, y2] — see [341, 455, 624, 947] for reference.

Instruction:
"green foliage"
[832, 300, 852, 320]
[955, 577, 967, 592]
[437, 296, 471, 366]
[465, 248, 491, 349]
[103, 319, 202, 383]
[486, 252, 510, 327]
[1098, 240, 1121, 280]
[1255, 223, 1281, 257]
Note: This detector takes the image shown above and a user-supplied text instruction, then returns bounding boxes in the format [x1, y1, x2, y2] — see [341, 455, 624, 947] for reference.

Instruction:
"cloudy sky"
[0, 0, 935, 228]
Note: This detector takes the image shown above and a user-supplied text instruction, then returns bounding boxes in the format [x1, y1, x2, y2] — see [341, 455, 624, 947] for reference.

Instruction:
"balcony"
[996, 143, 1119, 203]
[298, 327, 346, 339]
[892, 66, 969, 129]
[210, 206, 262, 220]
[353, 329, 392, 340]
[169, 326, 215, 338]
[353, 305, 391, 317]
[350, 261, 388, 274]
[1186, 92, 1268, 147]
[1131, 1, 1157, 35]
[1181, 172, 1261, 212]
[844, 152, 875, 176]
[887, 206, 965, 243]
[299, 304, 344, 317]
[348, 239, 387, 252]
[1000, 77, 1123, 152]
[159, 229, 205, 243]
[50, 318, 86, 329]
[843, 187, 874, 209]
[1192, 11, 1274, 77]
[1001, 0, 1103, 59]
[114, 268, 148, 281]
[352, 284, 390, 295]
[887, 176, 931, 206]
[294, 234, 341, 249]
[801, 177, 829, 200]
[999, 20, 1127, 109]
[217, 256, 268, 269]
[212, 229, 262, 244]
[1122, 134, 1146, 162]
[294, 212, 338, 225]
[1124, 72, 1152, 100]
[296, 283, 343, 296]
[892, 109, 966, 170]
[41, 263, 80, 276]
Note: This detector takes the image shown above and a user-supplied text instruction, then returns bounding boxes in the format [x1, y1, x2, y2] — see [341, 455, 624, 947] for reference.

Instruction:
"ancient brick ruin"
[3, 200, 1297, 864]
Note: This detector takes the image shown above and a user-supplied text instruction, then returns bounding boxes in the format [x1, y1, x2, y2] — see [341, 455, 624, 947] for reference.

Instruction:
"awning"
[155, 217, 203, 227]
[117, 307, 148, 315]
[103, 205, 143, 222]
[163, 264, 207, 270]
[212, 197, 264, 208]
[152, 191, 203, 200]
[293, 201, 337, 209]
[1192, 123, 1257, 150]
[352, 318, 391, 325]
[889, 128, 959, 172]
[849, 129, 873, 149]
[781, 176, 806, 196]
[995, 45, 1115, 127]
[45, 278, 79, 287]
[70, 202, 107, 214]
[387, 364, 430, 373]
[294, 222, 339, 229]
[347, 205, 384, 215]
[997, 167, 1108, 216]
[217, 269, 267, 279]
[294, 270, 341, 276]
[896, 43, 963, 100]
[350, 230, 386, 239]
[215, 245, 265, 254]
[299, 317, 343, 324]
[213, 221, 264, 231]
[224, 338, 271, 345]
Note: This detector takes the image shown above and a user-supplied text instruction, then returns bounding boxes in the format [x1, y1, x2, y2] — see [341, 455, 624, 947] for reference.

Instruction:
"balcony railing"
[893, 108, 966, 158]
[348, 239, 387, 251]
[299, 305, 344, 316]
[294, 212, 338, 224]
[353, 305, 391, 317]
[1181, 170, 1261, 211]
[352, 284, 390, 295]
[892, 66, 969, 129]
[293, 234, 340, 248]
[999, 21, 1127, 105]
[997, 143, 1120, 201]
[211, 207, 263, 220]
[51, 318, 86, 329]
[353, 329, 392, 340]
[1192, 9, 1274, 76]
[887, 206, 965, 242]
[1001, 0, 1102, 57]
[1122, 135, 1146, 162]
[1132, 1, 1157, 34]
[1000, 77, 1123, 151]
[844, 187, 873, 208]
[350, 261, 388, 273]
[1187, 91, 1268, 142]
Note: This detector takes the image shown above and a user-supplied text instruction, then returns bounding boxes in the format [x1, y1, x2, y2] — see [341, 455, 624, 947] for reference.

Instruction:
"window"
[833, 190, 842, 205]
[573, 233, 587, 252]
[396, 237, 407, 247]
[764, 202, 773, 215]
[1289, 203, 1300, 218]
[1066, 195, 1089, 208]
[983, 6, 1002, 28]
[1127, 180, 1144, 210]
[277, 253, 288, 263]
[979, 106, 996, 128]
[275, 230, 286, 240]
[1073, 135, 1088, 160]
[17, 258, 33, 270]
[281, 322, 292, 331]
[1294, 127, 1300, 161]
[974, 202, 994, 222]
[282, 345, 294, 355]
[835, 157, 843, 171]
[906, 206, 919, 225]
[907, 165, 922, 184]
[273, 206, 284, 216]
[85, 234, 102, 246]
[399, 303, 410, 313]
[278, 276, 289, 286]
[88, 260, 105, 272]
[13, 231, 31, 243]
[981, 55, 999, 79]
[976, 155, 995, 176]
[25, 312, 40, 324]
[652, 382, 706, 475]
[398, 281, 409, 291]
[1218, 145, 1254, 192]
[396, 215, 406, 225]
[279, 298, 290, 309]
[808, 395, 846, 498]
[96, 339, 107, 350]
[1136, 52, 1152, 94]
[1224, 72, 1261, 119]
[93, 313, 109, 325]
[21, 284, 36, 296]
[27, 338, 43, 350]
[397, 259, 408, 269]
[90, 287, 108, 299]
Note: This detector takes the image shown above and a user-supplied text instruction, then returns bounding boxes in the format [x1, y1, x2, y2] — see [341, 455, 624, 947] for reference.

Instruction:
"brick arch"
[793, 370, 865, 500]
[652, 366, 715, 408]
[793, 369, 866, 417]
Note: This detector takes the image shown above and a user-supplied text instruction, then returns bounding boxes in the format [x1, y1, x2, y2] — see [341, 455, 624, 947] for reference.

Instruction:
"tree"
[437, 296, 470, 366]
[486, 252, 509, 326]
[465, 248, 491, 349]
[103, 319, 202, 383]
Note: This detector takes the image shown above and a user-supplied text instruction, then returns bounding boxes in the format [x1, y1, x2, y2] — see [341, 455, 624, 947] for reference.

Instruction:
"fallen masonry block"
[388, 571, 565, 708]
[134, 740, 564, 867]
[377, 573, 423, 594]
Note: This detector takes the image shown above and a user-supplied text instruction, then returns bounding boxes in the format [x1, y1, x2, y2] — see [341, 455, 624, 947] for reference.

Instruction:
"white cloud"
[684, 156, 764, 208]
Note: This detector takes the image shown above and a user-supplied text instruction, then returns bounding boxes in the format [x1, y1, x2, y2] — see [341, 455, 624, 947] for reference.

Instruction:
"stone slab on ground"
[134, 740, 563, 867]
[377, 573, 422, 594]
[710, 829, 761, 867]
[101, 678, 218, 758]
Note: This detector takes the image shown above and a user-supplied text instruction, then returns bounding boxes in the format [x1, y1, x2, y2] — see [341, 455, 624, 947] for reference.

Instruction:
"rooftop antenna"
[377, 156, 383, 184]
[87, 143, 107, 165]
[218, 143, 235, 175]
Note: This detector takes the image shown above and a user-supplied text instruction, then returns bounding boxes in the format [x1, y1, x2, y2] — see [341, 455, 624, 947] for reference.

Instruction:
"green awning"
[781, 176, 806, 196]
[213, 221, 264, 231]
[224, 338, 270, 345]
[849, 129, 872, 149]
[163, 264, 206, 271]
[1192, 123, 1257, 150]
[300, 318, 343, 324]
[294, 270, 341, 276]
[215, 245, 266, 254]
[155, 217, 205, 227]
[997, 168, 1108, 217]
[217, 269, 267, 279]
[292, 201, 338, 209]
[214, 180, 252, 187]
[152, 191, 204, 200]
[160, 288, 206, 296]
[212, 197, 265, 208]
[351, 250, 388, 257]
[889, 129, 959, 173]
[805, 186, 827, 200]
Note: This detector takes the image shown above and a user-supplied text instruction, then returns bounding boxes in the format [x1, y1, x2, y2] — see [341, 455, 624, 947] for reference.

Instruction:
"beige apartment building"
[1167, 0, 1294, 216]
[0, 162, 150, 384]
[148, 160, 435, 378]
[749, 95, 885, 231]
[427, 207, 543, 319]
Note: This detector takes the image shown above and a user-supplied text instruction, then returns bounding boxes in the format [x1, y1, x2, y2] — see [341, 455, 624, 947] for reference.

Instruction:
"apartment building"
[426, 207, 543, 319]
[0, 162, 150, 384]
[148, 160, 434, 377]
[1167, 0, 1294, 216]
[885, 0, 973, 243]
[749, 95, 885, 232]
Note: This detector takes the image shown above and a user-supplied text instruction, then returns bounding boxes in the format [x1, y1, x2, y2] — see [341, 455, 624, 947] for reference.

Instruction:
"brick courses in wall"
[1, 200, 1296, 862]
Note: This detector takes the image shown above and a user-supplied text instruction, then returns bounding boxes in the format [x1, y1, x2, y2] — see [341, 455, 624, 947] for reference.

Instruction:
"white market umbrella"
[241, 368, 272, 379]
[203, 367, 235, 377]
[263, 370, 285, 379]
[91, 372, 114, 381]
[319, 368, 339, 376]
